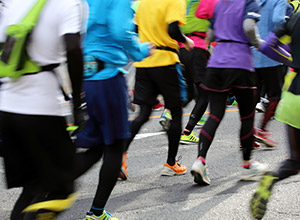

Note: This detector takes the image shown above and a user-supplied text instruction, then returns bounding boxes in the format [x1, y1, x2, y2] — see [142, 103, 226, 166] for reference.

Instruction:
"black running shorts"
[133, 65, 182, 108]
[1, 112, 75, 193]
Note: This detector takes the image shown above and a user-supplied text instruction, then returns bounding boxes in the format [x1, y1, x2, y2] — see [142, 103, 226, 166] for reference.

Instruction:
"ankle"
[90, 207, 104, 216]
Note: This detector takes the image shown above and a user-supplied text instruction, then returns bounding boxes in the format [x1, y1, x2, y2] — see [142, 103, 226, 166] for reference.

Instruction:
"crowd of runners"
[0, 0, 300, 219]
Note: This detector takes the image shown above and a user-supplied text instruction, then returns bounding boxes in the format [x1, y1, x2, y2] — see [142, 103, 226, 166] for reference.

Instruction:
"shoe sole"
[161, 166, 186, 176]
[119, 169, 128, 181]
[180, 140, 199, 145]
[153, 107, 164, 111]
[161, 170, 186, 176]
[161, 172, 186, 176]
[240, 170, 267, 181]
[250, 172, 278, 219]
[159, 119, 171, 131]
[190, 170, 210, 185]
[254, 135, 276, 148]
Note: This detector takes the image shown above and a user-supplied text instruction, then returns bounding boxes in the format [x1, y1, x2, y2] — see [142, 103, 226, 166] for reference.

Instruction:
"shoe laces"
[176, 156, 182, 166]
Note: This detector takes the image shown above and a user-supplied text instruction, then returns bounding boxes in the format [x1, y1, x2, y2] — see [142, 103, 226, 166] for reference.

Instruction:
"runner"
[124, 0, 194, 177]
[0, 0, 85, 218]
[179, 0, 218, 145]
[191, 0, 267, 185]
[72, 0, 153, 219]
[251, 12, 300, 219]
[252, 0, 287, 147]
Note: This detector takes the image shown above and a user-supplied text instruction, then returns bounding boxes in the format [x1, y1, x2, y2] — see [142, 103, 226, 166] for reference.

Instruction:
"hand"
[257, 39, 265, 50]
[70, 103, 88, 137]
[183, 37, 194, 51]
[147, 42, 156, 56]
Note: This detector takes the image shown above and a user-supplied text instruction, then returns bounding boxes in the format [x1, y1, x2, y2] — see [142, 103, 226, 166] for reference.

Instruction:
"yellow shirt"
[134, 0, 186, 68]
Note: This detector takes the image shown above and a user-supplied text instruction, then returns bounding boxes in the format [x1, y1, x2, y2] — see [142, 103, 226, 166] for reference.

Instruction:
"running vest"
[180, 0, 210, 34]
[0, 0, 48, 78]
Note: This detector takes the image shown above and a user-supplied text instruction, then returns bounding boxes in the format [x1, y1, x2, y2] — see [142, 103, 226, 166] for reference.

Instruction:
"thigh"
[208, 91, 228, 117]
[81, 74, 131, 146]
[134, 68, 158, 106]
[233, 88, 256, 117]
[191, 48, 210, 83]
[2, 112, 75, 192]
[260, 66, 285, 100]
[150, 66, 182, 109]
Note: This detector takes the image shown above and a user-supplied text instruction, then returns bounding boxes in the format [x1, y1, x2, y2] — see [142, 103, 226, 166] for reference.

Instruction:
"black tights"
[277, 125, 300, 180]
[126, 104, 182, 166]
[73, 140, 124, 209]
[185, 85, 208, 132]
[198, 89, 255, 161]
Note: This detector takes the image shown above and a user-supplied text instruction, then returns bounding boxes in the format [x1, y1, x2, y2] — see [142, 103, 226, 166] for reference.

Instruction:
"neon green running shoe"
[85, 210, 118, 220]
[250, 172, 279, 220]
[196, 115, 207, 128]
[180, 132, 199, 144]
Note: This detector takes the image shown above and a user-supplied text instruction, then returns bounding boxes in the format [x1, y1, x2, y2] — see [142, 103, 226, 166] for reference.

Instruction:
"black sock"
[183, 130, 191, 136]
[90, 207, 104, 216]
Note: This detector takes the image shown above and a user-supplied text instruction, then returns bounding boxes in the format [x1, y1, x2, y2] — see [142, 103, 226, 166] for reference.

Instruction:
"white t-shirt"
[0, 0, 83, 116]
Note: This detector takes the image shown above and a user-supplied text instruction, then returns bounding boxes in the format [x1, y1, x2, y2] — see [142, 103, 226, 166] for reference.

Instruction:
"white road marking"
[134, 132, 165, 140]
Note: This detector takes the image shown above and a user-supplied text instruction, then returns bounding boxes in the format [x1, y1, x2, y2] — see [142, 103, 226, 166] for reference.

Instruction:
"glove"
[67, 102, 88, 137]
[259, 32, 292, 66]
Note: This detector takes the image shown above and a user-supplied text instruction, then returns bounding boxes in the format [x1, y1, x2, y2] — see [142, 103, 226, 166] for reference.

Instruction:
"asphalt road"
[1, 102, 300, 220]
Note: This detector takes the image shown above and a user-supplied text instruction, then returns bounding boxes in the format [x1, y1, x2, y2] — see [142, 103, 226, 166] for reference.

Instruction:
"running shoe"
[159, 112, 172, 131]
[161, 161, 187, 176]
[196, 115, 207, 128]
[119, 152, 128, 181]
[85, 210, 118, 220]
[152, 102, 164, 111]
[191, 157, 211, 185]
[250, 172, 279, 220]
[255, 102, 265, 113]
[254, 128, 277, 147]
[253, 141, 261, 149]
[240, 161, 268, 181]
[180, 132, 199, 144]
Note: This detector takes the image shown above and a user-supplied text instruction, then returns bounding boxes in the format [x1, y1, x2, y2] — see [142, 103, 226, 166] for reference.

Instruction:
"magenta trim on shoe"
[197, 157, 206, 164]
[242, 162, 251, 169]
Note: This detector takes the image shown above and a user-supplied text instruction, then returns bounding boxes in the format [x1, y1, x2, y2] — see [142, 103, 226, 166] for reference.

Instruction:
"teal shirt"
[83, 0, 149, 80]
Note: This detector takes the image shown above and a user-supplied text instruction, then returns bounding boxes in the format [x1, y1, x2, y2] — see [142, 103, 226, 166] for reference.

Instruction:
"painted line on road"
[129, 107, 239, 121]
[134, 132, 165, 140]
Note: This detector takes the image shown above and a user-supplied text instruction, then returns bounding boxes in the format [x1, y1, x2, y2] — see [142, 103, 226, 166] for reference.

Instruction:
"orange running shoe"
[119, 152, 128, 180]
[161, 161, 187, 176]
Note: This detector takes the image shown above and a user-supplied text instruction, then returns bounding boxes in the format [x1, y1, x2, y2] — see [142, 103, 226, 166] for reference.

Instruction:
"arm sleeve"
[243, 18, 262, 48]
[108, 0, 149, 62]
[207, 28, 215, 42]
[64, 33, 83, 108]
[168, 22, 186, 43]
[195, 0, 218, 19]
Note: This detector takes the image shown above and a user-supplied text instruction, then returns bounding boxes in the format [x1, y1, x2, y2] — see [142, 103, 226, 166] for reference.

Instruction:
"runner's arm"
[64, 33, 83, 108]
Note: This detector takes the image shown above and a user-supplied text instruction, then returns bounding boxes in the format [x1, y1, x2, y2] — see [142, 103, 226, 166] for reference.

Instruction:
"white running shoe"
[191, 157, 211, 185]
[240, 161, 268, 181]
[255, 102, 265, 113]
